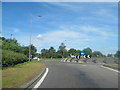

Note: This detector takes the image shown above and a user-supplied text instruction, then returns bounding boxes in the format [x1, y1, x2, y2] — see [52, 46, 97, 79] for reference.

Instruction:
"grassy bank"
[2, 61, 45, 88]
[92, 57, 118, 59]
[103, 64, 120, 70]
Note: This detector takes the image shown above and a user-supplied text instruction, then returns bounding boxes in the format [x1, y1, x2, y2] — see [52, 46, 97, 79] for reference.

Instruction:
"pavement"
[26, 60, 119, 89]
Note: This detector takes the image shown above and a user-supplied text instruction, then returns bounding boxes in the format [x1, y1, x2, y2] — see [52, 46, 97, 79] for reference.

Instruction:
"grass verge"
[92, 57, 118, 59]
[103, 64, 120, 70]
[2, 61, 45, 88]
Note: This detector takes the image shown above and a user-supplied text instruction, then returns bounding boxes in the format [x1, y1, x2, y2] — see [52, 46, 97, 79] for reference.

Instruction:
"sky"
[2, 0, 119, 2]
[2, 2, 118, 55]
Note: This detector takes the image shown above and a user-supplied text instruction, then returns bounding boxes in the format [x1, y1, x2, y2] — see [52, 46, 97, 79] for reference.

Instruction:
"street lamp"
[10, 34, 13, 39]
[61, 40, 66, 58]
[29, 14, 42, 61]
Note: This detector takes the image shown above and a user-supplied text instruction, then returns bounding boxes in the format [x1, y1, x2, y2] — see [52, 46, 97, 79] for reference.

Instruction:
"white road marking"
[33, 68, 49, 89]
[101, 66, 120, 73]
[81, 65, 87, 66]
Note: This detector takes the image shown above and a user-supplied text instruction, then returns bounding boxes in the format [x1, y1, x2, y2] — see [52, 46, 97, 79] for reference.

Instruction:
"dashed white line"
[101, 66, 119, 73]
[33, 68, 49, 89]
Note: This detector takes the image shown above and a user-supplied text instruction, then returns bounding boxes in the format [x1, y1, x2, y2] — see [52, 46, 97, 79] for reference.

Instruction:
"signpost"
[81, 52, 85, 56]
[83, 55, 91, 58]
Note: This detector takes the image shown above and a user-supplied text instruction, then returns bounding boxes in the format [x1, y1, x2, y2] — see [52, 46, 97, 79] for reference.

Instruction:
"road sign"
[83, 55, 91, 58]
[81, 52, 84, 56]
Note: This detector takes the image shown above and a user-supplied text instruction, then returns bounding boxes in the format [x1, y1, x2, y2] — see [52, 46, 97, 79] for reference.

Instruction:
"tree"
[83, 47, 92, 55]
[30, 44, 37, 58]
[57, 43, 68, 58]
[48, 47, 56, 58]
[76, 50, 82, 56]
[2, 38, 20, 52]
[41, 49, 49, 58]
[68, 48, 77, 55]
[92, 51, 103, 57]
[114, 51, 120, 58]
[21, 46, 29, 57]
[107, 54, 113, 57]
[68, 49, 81, 56]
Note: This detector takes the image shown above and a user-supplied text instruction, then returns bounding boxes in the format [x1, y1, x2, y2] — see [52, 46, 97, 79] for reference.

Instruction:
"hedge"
[2, 50, 28, 67]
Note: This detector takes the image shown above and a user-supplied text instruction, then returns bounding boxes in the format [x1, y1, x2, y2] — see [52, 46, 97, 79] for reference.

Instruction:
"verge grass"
[2, 61, 44, 88]
[103, 64, 120, 70]
[92, 57, 118, 59]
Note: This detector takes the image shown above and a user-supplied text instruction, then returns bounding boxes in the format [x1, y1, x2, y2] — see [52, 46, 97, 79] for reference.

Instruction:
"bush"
[2, 50, 28, 67]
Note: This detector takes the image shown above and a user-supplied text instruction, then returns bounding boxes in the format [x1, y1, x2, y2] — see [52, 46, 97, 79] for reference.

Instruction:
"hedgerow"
[2, 50, 28, 67]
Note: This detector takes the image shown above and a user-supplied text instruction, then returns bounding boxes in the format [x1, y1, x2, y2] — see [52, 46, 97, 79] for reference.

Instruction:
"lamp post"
[29, 14, 42, 61]
[10, 34, 13, 39]
[61, 40, 66, 58]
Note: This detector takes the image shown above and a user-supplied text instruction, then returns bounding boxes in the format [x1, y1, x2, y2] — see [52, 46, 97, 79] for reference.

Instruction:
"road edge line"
[33, 68, 49, 88]
[101, 65, 120, 73]
[23, 63, 46, 89]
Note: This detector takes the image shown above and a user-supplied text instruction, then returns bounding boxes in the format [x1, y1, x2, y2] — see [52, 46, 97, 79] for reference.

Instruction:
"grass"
[103, 64, 120, 70]
[0, 70, 2, 90]
[33, 58, 62, 61]
[2, 61, 45, 88]
[92, 57, 118, 59]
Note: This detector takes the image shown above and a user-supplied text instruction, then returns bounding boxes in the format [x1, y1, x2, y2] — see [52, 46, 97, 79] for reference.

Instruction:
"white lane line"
[101, 66, 120, 73]
[33, 68, 49, 89]
[81, 65, 87, 66]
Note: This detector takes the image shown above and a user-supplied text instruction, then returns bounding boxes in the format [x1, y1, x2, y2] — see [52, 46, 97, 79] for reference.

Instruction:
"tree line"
[1, 37, 120, 67]
[38, 43, 120, 58]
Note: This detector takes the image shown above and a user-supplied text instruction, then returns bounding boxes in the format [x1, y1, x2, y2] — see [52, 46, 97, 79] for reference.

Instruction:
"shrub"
[2, 50, 28, 67]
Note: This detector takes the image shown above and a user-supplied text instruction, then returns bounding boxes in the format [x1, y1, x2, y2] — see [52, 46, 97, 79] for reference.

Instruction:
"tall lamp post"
[29, 14, 42, 61]
[61, 40, 66, 58]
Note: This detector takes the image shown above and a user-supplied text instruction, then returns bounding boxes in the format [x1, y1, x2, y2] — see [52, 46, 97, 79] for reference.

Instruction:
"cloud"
[29, 29, 95, 50]
[31, 24, 117, 48]
[36, 34, 43, 38]
[80, 25, 115, 37]
[48, 2, 82, 12]
[13, 28, 20, 33]
[60, 24, 116, 37]
[12, 23, 117, 55]
[32, 25, 115, 48]
[93, 9, 117, 22]
[100, 46, 118, 55]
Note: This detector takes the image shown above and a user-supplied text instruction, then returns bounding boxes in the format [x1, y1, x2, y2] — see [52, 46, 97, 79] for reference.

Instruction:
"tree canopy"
[83, 47, 92, 55]
[92, 51, 103, 57]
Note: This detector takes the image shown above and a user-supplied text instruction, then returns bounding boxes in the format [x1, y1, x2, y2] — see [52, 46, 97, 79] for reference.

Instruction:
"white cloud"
[14, 23, 117, 55]
[80, 25, 115, 37]
[32, 24, 114, 49]
[48, 2, 82, 12]
[29, 29, 95, 50]
[93, 6, 118, 23]
[37, 34, 43, 38]
[13, 28, 19, 33]
[100, 46, 118, 55]
[94, 9, 109, 16]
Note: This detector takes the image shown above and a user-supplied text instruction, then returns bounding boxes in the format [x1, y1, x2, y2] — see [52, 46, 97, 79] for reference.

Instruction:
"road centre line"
[101, 66, 119, 73]
[33, 68, 49, 89]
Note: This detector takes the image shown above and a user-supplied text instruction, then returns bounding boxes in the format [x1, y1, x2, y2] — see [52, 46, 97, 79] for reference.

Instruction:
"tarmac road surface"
[28, 60, 118, 88]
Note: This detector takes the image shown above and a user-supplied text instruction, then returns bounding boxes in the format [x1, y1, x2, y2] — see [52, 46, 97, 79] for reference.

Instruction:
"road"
[28, 60, 118, 89]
